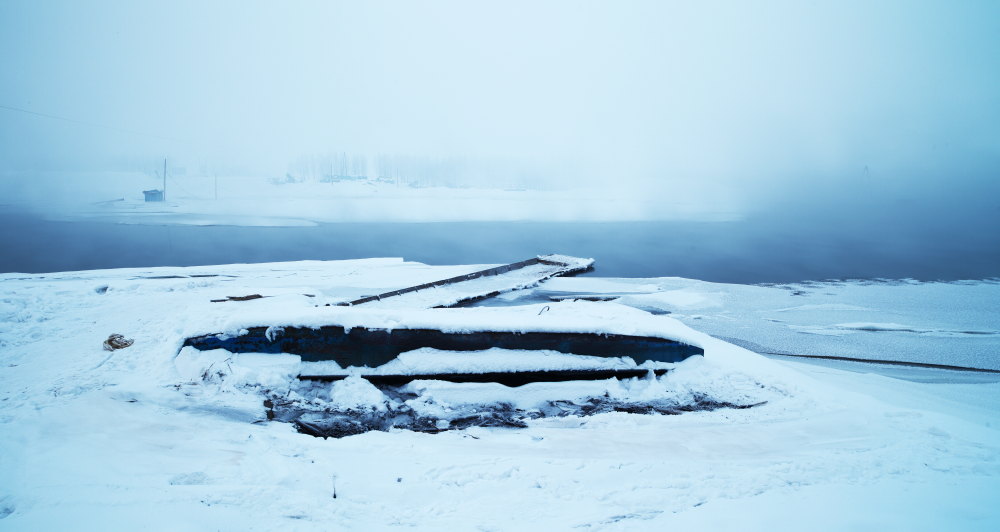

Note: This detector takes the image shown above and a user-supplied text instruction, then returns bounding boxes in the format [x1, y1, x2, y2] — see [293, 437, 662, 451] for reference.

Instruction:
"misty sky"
[1, 0, 998, 190]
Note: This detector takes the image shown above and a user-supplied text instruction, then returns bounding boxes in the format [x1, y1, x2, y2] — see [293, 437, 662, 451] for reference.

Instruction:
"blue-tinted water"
[1, 210, 997, 283]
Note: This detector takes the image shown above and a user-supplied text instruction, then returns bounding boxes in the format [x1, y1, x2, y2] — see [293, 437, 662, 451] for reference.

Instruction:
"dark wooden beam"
[183, 326, 703, 367]
[297, 368, 671, 387]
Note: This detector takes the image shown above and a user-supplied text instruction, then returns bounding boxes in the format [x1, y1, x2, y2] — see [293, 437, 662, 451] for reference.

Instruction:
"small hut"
[142, 189, 164, 202]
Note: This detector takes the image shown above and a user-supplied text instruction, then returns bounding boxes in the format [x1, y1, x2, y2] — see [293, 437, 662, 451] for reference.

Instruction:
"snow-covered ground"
[1, 259, 998, 530]
[0, 171, 744, 225]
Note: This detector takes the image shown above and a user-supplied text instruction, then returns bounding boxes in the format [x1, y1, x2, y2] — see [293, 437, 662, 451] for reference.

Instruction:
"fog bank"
[1, 0, 998, 222]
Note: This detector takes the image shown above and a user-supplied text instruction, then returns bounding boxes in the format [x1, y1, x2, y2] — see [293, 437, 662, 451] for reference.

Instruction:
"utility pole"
[163, 158, 167, 201]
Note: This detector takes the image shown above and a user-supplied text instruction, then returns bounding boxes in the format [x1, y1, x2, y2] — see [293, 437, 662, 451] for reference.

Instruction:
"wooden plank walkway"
[331, 254, 594, 308]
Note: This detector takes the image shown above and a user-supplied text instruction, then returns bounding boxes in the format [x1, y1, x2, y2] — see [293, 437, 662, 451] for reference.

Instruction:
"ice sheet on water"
[529, 276, 1000, 370]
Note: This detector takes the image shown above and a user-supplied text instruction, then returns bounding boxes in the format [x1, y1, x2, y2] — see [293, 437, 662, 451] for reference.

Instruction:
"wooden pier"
[332, 254, 594, 308]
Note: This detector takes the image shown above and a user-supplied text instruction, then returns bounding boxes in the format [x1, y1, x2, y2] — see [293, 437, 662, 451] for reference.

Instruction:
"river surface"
[1, 210, 998, 283]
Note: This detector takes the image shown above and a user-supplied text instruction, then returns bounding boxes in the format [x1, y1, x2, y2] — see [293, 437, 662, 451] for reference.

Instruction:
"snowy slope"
[1, 259, 998, 530]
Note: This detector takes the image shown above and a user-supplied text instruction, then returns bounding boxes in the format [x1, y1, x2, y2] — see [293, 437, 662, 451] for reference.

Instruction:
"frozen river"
[1, 210, 998, 282]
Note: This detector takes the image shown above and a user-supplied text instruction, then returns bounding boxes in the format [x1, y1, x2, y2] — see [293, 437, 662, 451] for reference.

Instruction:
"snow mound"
[328, 376, 389, 411]
[370, 348, 637, 375]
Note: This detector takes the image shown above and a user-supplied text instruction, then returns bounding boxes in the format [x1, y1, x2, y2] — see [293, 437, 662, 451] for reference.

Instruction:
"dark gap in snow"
[267, 390, 766, 439]
[297, 368, 670, 387]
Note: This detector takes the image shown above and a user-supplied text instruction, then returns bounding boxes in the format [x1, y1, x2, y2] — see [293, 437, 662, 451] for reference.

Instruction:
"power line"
[0, 103, 185, 143]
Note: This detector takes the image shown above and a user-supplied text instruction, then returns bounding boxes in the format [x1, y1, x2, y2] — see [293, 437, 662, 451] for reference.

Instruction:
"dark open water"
[1, 210, 998, 283]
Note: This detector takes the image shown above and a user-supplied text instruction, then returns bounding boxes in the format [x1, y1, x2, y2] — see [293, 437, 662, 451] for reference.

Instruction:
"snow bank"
[372, 348, 637, 375]
[0, 258, 997, 530]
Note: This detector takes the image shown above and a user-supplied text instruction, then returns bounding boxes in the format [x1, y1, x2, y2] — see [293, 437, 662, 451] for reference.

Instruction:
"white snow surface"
[298, 348, 642, 378]
[1, 258, 998, 530]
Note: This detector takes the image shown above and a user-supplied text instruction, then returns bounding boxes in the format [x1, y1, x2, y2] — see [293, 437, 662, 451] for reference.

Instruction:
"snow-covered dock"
[331, 254, 594, 308]
[181, 254, 697, 384]
[182, 302, 703, 382]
